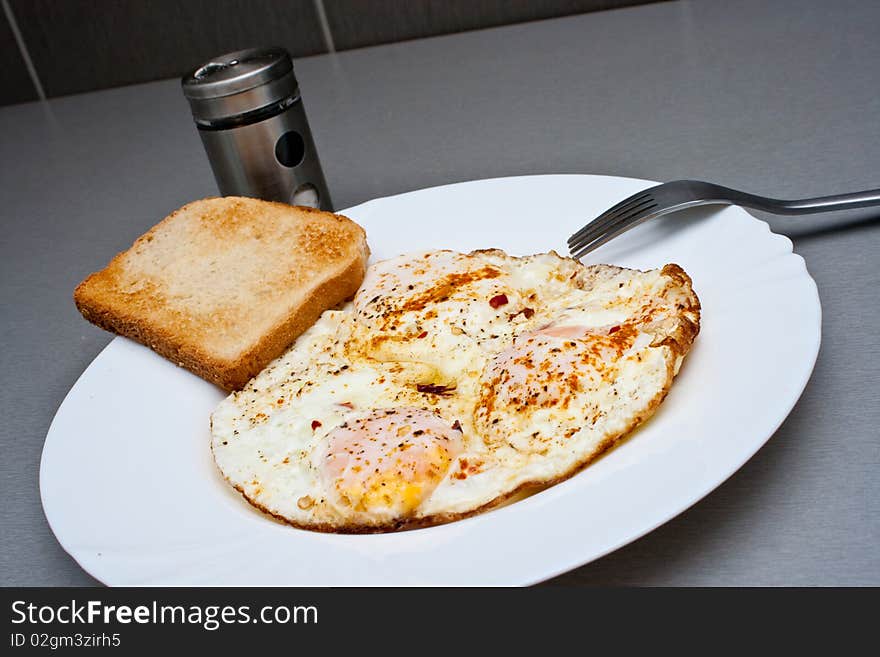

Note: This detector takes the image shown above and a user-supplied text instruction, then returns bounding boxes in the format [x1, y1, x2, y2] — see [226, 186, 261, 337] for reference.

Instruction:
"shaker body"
[198, 100, 333, 209]
[182, 47, 333, 210]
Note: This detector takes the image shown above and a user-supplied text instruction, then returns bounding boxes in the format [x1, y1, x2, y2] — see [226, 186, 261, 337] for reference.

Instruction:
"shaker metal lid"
[181, 46, 293, 99]
[181, 47, 300, 124]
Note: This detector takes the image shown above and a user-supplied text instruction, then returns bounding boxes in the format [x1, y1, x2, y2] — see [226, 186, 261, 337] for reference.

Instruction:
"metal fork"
[568, 179, 880, 259]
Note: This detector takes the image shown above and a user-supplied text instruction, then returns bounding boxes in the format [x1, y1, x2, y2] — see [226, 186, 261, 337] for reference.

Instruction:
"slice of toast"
[74, 197, 370, 390]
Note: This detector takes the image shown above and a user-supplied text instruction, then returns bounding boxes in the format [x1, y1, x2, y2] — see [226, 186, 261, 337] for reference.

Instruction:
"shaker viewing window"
[275, 131, 306, 168]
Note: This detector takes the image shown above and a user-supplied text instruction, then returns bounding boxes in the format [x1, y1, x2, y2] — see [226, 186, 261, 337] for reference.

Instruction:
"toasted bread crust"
[74, 197, 369, 391]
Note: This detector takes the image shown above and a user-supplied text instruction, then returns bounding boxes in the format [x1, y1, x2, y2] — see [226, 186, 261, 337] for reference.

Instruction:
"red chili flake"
[417, 331, 428, 339]
[608, 325, 620, 334]
[452, 420, 463, 432]
[338, 401, 354, 409]
[489, 294, 509, 309]
[311, 420, 322, 430]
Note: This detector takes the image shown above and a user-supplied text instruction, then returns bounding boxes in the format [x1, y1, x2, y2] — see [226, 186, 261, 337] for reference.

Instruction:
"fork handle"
[718, 185, 880, 215]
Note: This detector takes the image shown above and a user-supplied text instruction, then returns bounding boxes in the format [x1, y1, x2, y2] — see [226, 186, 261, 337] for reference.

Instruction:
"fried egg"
[211, 249, 700, 532]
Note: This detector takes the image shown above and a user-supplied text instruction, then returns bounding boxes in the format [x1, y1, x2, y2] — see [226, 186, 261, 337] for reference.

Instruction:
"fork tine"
[568, 196, 655, 251]
[567, 191, 651, 245]
[568, 197, 656, 253]
[570, 204, 660, 260]
[567, 191, 650, 245]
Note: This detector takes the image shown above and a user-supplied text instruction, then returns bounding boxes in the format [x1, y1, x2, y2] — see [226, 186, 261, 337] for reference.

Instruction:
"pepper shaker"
[181, 46, 333, 210]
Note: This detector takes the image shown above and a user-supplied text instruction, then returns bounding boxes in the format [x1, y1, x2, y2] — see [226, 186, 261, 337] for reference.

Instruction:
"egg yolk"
[321, 408, 463, 521]
[475, 327, 636, 446]
[477, 334, 590, 424]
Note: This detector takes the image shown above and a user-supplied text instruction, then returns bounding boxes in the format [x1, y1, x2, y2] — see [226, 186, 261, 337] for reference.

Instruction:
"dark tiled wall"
[0, 5, 38, 104]
[323, 0, 652, 50]
[8, 0, 326, 99]
[2, 0, 662, 106]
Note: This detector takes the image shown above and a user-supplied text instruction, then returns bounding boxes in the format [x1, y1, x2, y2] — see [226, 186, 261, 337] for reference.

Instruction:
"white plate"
[41, 175, 820, 586]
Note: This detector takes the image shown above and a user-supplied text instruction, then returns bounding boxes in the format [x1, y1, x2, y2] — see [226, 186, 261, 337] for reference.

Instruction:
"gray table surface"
[2, 0, 878, 586]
